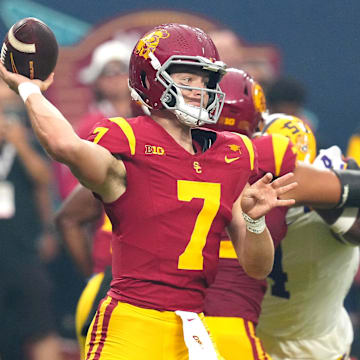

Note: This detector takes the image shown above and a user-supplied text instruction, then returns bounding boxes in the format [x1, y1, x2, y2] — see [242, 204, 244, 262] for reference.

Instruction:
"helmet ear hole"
[141, 71, 148, 89]
[244, 85, 249, 96]
[164, 86, 177, 107]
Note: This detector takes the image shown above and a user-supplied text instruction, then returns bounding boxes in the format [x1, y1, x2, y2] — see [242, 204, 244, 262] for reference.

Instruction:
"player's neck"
[151, 110, 195, 154]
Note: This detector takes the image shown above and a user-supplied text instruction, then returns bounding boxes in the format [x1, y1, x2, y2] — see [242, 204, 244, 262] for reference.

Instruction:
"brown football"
[1, 17, 58, 81]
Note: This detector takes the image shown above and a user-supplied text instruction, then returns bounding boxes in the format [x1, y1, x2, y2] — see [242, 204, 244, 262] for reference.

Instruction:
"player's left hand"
[0, 62, 54, 93]
[242, 172, 297, 219]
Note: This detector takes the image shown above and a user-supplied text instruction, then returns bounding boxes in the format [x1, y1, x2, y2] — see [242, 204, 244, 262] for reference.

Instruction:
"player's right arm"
[0, 64, 126, 202]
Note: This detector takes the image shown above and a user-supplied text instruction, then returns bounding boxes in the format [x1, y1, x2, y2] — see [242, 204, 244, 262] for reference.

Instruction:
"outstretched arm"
[0, 64, 125, 202]
[228, 172, 297, 279]
[278, 161, 360, 209]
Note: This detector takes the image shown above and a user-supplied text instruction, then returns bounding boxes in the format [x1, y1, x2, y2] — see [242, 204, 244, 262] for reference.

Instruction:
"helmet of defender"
[128, 23, 226, 127]
[208, 68, 267, 137]
[262, 113, 317, 163]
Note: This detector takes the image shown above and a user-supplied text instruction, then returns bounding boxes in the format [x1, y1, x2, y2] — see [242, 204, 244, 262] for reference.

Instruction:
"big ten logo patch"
[218, 116, 236, 126]
[145, 144, 165, 155]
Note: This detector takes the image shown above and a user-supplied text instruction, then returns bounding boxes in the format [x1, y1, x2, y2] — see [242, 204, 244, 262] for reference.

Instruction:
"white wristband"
[18, 82, 41, 102]
[330, 207, 358, 235]
[243, 213, 266, 234]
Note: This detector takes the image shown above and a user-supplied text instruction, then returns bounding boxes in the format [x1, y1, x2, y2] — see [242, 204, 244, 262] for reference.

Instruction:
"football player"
[257, 119, 359, 360]
[204, 68, 360, 360]
[0, 24, 297, 359]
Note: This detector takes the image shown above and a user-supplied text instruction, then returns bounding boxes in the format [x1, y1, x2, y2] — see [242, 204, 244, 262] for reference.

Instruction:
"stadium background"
[0, 0, 359, 150]
[1, 0, 360, 358]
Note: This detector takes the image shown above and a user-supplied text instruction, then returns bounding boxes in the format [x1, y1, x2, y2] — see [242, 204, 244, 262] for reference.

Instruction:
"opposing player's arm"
[279, 162, 341, 208]
[280, 162, 360, 209]
[316, 207, 360, 246]
[0, 64, 126, 202]
[315, 159, 360, 245]
[55, 184, 103, 277]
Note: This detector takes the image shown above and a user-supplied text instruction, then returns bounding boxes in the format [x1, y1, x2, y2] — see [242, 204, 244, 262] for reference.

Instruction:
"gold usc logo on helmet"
[135, 29, 170, 59]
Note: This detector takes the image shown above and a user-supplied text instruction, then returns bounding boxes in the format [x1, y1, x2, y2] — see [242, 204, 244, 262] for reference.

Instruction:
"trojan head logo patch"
[252, 83, 267, 113]
[135, 29, 170, 60]
[225, 144, 242, 164]
[228, 144, 242, 153]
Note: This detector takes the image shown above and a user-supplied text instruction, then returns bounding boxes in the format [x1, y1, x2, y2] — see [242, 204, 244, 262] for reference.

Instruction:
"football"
[0, 17, 58, 81]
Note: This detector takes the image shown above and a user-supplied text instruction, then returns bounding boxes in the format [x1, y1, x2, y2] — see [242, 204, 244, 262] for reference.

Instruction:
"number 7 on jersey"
[177, 180, 221, 270]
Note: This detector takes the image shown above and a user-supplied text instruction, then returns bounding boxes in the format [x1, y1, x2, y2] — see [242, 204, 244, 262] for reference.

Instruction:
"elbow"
[54, 212, 72, 234]
[242, 262, 273, 280]
[47, 138, 80, 164]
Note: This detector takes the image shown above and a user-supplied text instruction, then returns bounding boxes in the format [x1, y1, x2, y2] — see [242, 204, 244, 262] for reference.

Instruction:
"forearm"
[281, 164, 341, 208]
[25, 94, 80, 163]
[229, 213, 274, 280]
[34, 183, 54, 228]
[56, 218, 93, 277]
[317, 207, 360, 245]
[240, 227, 274, 280]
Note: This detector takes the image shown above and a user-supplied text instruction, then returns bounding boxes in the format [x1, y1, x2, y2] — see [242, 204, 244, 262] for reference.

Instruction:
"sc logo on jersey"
[145, 145, 165, 155]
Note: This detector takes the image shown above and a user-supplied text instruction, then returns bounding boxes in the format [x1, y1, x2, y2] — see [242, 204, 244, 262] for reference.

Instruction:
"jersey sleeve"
[229, 132, 259, 176]
[224, 132, 259, 201]
[86, 117, 136, 157]
[253, 134, 297, 177]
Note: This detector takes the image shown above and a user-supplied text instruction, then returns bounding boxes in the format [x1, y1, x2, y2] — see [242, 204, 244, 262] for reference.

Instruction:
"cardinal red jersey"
[87, 115, 257, 313]
[204, 133, 297, 323]
[92, 212, 112, 274]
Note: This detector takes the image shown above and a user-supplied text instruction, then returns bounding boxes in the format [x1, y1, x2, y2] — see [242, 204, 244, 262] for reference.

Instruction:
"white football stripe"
[8, 25, 36, 53]
[0, 43, 7, 64]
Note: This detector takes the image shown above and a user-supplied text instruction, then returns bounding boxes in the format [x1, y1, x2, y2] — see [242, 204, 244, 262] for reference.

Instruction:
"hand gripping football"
[1, 17, 58, 80]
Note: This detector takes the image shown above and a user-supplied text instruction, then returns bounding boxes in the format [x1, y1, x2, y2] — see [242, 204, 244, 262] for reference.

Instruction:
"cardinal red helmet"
[208, 68, 267, 136]
[128, 23, 226, 127]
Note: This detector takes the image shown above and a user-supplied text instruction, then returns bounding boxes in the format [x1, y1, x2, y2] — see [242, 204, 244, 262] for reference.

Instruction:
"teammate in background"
[55, 184, 112, 359]
[257, 141, 360, 360]
[204, 69, 360, 360]
[265, 76, 320, 133]
[0, 23, 297, 359]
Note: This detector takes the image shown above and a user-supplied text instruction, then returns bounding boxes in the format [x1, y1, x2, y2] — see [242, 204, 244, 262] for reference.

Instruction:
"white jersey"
[257, 207, 359, 359]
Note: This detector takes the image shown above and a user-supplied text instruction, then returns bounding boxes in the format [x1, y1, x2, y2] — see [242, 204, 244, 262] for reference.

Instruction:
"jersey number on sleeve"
[92, 127, 109, 144]
[177, 180, 221, 271]
[268, 245, 290, 299]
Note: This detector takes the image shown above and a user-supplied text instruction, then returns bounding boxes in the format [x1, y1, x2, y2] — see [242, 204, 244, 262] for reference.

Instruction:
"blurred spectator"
[77, 39, 134, 135]
[55, 39, 134, 199]
[210, 28, 280, 87]
[0, 82, 63, 359]
[265, 76, 320, 132]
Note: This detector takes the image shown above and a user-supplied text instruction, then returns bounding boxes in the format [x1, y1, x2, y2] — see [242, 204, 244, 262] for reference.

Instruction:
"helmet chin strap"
[170, 88, 214, 127]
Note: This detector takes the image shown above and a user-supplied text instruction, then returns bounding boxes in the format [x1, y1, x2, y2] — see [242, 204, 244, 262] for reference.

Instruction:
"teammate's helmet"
[208, 68, 267, 137]
[128, 23, 226, 127]
[262, 113, 317, 163]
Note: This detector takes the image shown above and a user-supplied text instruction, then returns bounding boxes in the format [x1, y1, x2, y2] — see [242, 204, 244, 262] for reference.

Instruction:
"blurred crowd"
[1, 12, 360, 360]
